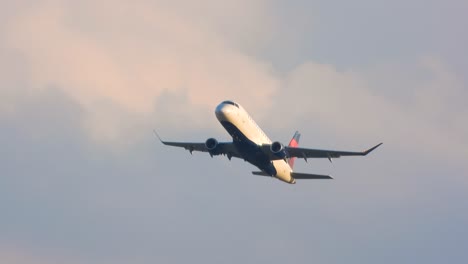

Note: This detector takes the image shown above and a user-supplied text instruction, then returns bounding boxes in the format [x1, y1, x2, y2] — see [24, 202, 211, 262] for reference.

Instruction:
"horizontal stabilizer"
[252, 171, 271, 177]
[291, 172, 333, 179]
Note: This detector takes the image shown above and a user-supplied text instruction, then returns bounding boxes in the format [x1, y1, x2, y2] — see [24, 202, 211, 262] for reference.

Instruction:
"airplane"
[155, 100, 382, 184]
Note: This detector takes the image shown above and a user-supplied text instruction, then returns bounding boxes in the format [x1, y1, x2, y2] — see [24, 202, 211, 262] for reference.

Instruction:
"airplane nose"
[215, 103, 234, 120]
[215, 103, 225, 114]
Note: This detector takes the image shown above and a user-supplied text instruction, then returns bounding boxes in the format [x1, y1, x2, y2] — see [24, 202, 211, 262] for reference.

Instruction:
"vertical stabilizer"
[287, 131, 301, 168]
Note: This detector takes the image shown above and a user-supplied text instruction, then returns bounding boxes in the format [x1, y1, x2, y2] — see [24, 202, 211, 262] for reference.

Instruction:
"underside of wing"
[160, 141, 207, 153]
[154, 131, 242, 159]
[285, 143, 383, 160]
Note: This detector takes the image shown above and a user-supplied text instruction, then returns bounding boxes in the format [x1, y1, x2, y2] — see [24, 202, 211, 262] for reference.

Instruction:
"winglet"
[363, 143, 383, 155]
[153, 129, 164, 143]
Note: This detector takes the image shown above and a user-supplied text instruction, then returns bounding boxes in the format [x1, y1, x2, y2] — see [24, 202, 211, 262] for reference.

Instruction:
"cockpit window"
[222, 100, 239, 108]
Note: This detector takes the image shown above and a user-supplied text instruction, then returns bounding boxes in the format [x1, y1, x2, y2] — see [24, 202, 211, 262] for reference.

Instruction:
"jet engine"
[205, 138, 219, 151]
[270, 141, 287, 159]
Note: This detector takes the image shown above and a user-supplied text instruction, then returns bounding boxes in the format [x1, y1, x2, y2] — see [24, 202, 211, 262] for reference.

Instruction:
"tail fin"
[287, 131, 301, 168]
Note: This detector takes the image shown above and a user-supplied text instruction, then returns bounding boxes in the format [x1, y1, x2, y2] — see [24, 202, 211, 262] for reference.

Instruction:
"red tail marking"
[288, 131, 301, 169]
[289, 139, 299, 148]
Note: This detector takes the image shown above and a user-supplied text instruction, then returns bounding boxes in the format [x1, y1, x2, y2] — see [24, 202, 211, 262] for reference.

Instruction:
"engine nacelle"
[270, 141, 287, 159]
[205, 138, 218, 151]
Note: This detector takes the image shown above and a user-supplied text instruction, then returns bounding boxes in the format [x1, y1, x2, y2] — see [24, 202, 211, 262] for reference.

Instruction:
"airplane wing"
[285, 143, 383, 161]
[261, 142, 382, 161]
[154, 131, 242, 159]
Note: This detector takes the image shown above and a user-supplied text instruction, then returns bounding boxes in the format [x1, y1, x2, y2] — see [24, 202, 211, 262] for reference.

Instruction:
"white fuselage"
[215, 101, 295, 183]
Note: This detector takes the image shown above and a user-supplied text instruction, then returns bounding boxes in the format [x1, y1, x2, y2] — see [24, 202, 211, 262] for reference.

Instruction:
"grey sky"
[1, 1, 467, 263]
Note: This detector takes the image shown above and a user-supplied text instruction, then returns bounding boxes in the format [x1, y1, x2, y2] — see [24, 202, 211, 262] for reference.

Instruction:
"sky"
[1, 0, 467, 263]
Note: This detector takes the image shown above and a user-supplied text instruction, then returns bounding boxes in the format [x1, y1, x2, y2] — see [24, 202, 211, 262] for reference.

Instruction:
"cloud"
[267, 56, 468, 163]
[2, 0, 279, 142]
[0, 244, 85, 264]
[3, 0, 466, 161]
[1, 2, 468, 264]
